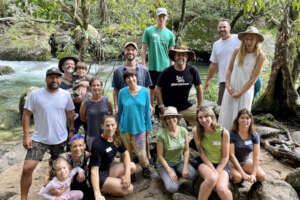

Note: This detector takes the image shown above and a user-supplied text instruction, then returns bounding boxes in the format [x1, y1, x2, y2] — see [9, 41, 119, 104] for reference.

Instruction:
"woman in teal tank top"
[192, 106, 232, 200]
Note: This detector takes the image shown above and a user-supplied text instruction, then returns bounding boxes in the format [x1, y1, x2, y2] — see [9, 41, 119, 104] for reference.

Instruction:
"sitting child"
[39, 157, 84, 200]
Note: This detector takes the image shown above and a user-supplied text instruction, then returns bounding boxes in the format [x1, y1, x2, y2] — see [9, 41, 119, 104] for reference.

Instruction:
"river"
[0, 60, 210, 143]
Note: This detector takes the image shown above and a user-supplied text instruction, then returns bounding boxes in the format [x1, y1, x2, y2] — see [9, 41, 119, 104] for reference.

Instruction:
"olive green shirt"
[157, 126, 188, 164]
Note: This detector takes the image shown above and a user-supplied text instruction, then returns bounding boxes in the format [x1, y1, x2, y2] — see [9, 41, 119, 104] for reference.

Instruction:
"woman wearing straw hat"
[156, 106, 196, 193]
[218, 26, 266, 130]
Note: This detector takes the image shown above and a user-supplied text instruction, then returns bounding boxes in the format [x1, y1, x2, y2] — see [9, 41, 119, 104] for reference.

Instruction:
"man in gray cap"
[142, 7, 175, 105]
[20, 67, 75, 200]
[112, 42, 152, 113]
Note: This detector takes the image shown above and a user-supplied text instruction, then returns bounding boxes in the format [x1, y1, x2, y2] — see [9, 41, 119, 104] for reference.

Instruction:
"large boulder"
[0, 108, 19, 130]
[19, 86, 39, 120]
[0, 22, 52, 61]
[248, 179, 299, 200]
[285, 168, 300, 196]
[0, 65, 15, 75]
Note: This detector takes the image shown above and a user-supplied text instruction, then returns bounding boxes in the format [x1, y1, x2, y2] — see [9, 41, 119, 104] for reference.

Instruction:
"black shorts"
[149, 71, 162, 89]
[99, 170, 109, 189]
[196, 156, 232, 180]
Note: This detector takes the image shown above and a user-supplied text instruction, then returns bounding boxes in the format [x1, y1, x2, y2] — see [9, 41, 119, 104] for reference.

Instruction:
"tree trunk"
[175, 0, 186, 45]
[252, 2, 300, 121]
[99, 0, 109, 23]
[79, 0, 89, 61]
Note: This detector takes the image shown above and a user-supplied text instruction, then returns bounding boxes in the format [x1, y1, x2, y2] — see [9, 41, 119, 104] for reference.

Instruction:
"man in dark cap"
[20, 68, 75, 200]
[58, 56, 79, 90]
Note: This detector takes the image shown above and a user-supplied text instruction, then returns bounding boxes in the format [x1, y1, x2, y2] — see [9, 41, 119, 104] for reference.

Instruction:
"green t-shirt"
[201, 127, 223, 164]
[142, 25, 175, 72]
[157, 126, 188, 164]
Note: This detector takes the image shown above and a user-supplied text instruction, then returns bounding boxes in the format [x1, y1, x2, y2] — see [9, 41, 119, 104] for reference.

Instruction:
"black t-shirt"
[157, 64, 201, 111]
[89, 136, 126, 172]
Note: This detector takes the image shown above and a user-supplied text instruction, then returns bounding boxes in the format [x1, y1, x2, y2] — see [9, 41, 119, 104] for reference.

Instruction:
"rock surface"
[0, 108, 20, 130]
[286, 167, 300, 196]
[0, 65, 15, 75]
[248, 178, 299, 200]
[0, 22, 52, 61]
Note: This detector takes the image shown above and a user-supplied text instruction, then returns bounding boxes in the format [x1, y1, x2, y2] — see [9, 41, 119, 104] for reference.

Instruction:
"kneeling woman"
[90, 115, 136, 200]
[229, 109, 266, 186]
[156, 106, 196, 193]
[193, 106, 232, 200]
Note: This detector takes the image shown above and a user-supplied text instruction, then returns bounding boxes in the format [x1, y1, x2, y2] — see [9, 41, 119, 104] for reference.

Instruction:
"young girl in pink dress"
[39, 157, 84, 200]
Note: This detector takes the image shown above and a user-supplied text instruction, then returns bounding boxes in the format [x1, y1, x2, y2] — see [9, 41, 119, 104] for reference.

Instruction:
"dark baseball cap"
[46, 67, 62, 77]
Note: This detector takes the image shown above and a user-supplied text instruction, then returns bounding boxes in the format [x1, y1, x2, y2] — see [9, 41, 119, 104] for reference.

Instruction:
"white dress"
[218, 53, 256, 130]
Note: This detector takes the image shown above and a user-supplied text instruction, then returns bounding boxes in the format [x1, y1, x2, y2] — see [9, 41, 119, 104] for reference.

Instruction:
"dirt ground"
[0, 147, 294, 200]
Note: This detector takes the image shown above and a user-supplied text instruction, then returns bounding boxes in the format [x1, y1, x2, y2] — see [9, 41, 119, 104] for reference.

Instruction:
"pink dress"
[39, 167, 84, 200]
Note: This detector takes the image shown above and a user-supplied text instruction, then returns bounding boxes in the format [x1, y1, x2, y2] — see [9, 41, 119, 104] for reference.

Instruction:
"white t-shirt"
[210, 34, 241, 83]
[24, 88, 75, 145]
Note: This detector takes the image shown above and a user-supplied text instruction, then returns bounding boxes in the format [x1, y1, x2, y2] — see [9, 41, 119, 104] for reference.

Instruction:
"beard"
[125, 54, 135, 62]
[47, 82, 59, 91]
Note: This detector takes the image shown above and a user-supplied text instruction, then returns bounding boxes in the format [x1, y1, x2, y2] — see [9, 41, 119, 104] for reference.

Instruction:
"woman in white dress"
[218, 26, 265, 130]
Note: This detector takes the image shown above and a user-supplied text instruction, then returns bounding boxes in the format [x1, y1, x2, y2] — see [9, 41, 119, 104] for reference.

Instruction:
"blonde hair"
[238, 36, 263, 66]
[53, 157, 71, 173]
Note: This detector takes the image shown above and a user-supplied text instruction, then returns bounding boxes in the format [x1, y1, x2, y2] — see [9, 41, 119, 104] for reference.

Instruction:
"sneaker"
[142, 167, 151, 179]
[237, 180, 246, 188]
[131, 173, 137, 183]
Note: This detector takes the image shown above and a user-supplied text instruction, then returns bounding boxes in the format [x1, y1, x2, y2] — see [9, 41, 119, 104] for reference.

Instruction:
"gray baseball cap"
[156, 8, 168, 16]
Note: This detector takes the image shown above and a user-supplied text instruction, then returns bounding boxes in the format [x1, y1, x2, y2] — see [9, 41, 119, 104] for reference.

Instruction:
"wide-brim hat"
[58, 56, 79, 72]
[238, 26, 264, 43]
[161, 106, 182, 119]
[168, 46, 196, 62]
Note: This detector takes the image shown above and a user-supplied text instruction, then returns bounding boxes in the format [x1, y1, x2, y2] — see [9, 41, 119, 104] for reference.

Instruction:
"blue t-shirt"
[230, 131, 260, 163]
[118, 87, 152, 134]
[112, 64, 152, 89]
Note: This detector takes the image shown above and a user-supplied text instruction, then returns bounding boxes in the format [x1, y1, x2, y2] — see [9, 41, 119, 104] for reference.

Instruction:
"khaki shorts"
[25, 140, 66, 161]
[179, 104, 197, 126]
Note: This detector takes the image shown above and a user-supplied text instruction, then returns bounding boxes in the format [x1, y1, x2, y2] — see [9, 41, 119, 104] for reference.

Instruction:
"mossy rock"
[0, 65, 15, 75]
[0, 108, 20, 130]
[0, 22, 53, 61]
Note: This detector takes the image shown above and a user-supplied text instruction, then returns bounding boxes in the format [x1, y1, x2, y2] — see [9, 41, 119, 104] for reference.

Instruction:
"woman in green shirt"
[193, 106, 232, 200]
[156, 106, 196, 193]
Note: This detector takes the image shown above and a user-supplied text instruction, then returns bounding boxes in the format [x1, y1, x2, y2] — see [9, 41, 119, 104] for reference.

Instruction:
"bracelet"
[158, 104, 164, 108]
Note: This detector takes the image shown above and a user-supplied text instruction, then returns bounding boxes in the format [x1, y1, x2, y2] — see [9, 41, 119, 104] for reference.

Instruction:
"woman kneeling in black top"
[90, 115, 136, 200]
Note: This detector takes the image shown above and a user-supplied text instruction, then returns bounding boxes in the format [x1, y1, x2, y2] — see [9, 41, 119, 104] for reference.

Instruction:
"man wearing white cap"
[142, 7, 175, 105]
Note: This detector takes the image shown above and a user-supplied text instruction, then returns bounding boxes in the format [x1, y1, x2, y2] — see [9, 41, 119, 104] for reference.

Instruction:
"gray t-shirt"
[24, 88, 75, 145]
[230, 131, 260, 163]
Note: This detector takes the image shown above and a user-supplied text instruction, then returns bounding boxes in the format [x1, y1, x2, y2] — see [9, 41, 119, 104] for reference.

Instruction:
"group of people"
[19, 7, 267, 200]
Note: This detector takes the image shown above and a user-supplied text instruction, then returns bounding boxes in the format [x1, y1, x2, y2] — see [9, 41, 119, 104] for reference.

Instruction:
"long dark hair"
[196, 106, 220, 142]
[102, 115, 121, 147]
[231, 108, 255, 135]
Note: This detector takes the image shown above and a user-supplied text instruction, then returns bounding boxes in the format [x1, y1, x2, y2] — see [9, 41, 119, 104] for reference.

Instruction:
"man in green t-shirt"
[142, 7, 175, 105]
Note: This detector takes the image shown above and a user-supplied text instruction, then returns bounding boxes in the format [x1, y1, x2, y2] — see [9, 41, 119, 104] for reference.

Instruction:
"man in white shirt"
[204, 19, 241, 105]
[20, 67, 75, 200]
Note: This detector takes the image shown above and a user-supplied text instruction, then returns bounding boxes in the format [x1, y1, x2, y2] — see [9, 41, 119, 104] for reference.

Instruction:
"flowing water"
[0, 60, 211, 142]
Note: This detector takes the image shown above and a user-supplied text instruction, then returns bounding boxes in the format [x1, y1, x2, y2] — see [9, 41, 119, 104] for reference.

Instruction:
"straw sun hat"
[238, 26, 264, 43]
